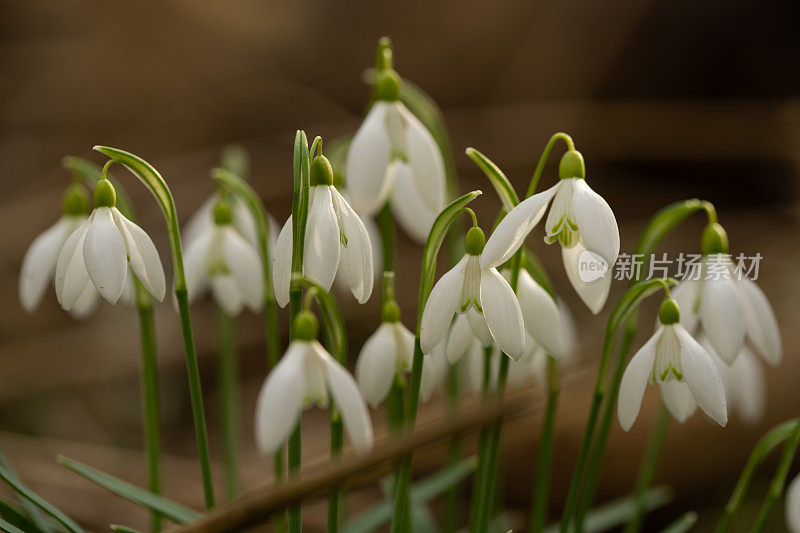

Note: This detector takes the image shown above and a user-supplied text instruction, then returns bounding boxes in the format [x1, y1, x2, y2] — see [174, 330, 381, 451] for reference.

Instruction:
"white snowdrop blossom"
[183, 200, 264, 315]
[511, 268, 574, 360]
[273, 155, 374, 308]
[618, 298, 727, 431]
[345, 70, 446, 243]
[255, 312, 373, 455]
[55, 179, 166, 310]
[704, 339, 766, 425]
[483, 150, 619, 314]
[787, 472, 800, 533]
[183, 193, 275, 250]
[671, 251, 781, 366]
[420, 226, 526, 361]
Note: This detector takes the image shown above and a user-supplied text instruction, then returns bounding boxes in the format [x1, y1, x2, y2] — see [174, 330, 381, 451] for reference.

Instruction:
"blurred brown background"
[2, 0, 800, 531]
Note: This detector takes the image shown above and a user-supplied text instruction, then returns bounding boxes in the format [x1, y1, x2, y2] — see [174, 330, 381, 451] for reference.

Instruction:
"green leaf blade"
[0, 466, 85, 533]
[465, 148, 519, 211]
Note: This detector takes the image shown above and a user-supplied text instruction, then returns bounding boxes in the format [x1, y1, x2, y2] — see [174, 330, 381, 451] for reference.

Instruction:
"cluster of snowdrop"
[16, 36, 795, 533]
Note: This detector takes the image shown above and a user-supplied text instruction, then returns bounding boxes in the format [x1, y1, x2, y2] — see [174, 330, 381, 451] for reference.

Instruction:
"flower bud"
[658, 297, 681, 325]
[464, 226, 486, 256]
[558, 150, 585, 180]
[213, 199, 233, 225]
[93, 179, 117, 208]
[63, 183, 89, 216]
[701, 222, 729, 255]
[293, 311, 319, 341]
[310, 155, 334, 186]
[374, 69, 401, 102]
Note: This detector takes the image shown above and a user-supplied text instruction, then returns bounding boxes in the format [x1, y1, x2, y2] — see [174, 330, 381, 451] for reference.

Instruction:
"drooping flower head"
[344, 40, 446, 243]
[255, 310, 373, 455]
[273, 155, 374, 307]
[55, 177, 166, 309]
[484, 149, 620, 314]
[183, 198, 264, 315]
[618, 297, 727, 430]
[20, 182, 102, 319]
[671, 222, 781, 366]
[420, 225, 526, 361]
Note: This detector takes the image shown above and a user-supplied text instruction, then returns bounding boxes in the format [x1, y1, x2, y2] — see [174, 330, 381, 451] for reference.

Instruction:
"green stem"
[717, 418, 800, 532]
[530, 357, 560, 532]
[135, 284, 162, 533]
[175, 289, 215, 509]
[444, 363, 461, 533]
[217, 307, 240, 502]
[526, 133, 574, 198]
[752, 420, 800, 531]
[624, 404, 671, 533]
[288, 288, 303, 533]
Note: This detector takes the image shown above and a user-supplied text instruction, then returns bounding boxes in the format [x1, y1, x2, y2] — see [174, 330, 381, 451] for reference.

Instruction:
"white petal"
[572, 179, 620, 267]
[517, 270, 569, 359]
[331, 188, 374, 303]
[419, 355, 438, 403]
[446, 314, 473, 364]
[303, 344, 329, 406]
[480, 184, 559, 270]
[221, 226, 264, 312]
[119, 269, 136, 307]
[786, 472, 800, 533]
[557, 298, 579, 363]
[389, 162, 439, 244]
[727, 346, 766, 425]
[420, 255, 468, 354]
[355, 323, 398, 408]
[68, 284, 100, 320]
[303, 186, 341, 291]
[182, 196, 215, 247]
[701, 275, 745, 364]
[562, 242, 612, 314]
[254, 342, 306, 455]
[394, 322, 415, 370]
[233, 196, 259, 247]
[211, 275, 245, 316]
[398, 103, 447, 213]
[659, 381, 697, 423]
[345, 102, 394, 215]
[183, 228, 214, 303]
[671, 280, 702, 334]
[20, 217, 76, 312]
[272, 217, 293, 308]
[83, 208, 128, 304]
[55, 217, 92, 309]
[675, 324, 727, 427]
[112, 209, 166, 301]
[317, 343, 374, 453]
[466, 342, 489, 392]
[618, 329, 661, 431]
[738, 277, 781, 365]
[480, 267, 526, 361]
[465, 307, 493, 347]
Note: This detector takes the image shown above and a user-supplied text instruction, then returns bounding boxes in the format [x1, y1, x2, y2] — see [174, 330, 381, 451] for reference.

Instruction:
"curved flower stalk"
[671, 224, 781, 365]
[255, 311, 373, 455]
[787, 472, 800, 533]
[273, 154, 374, 307]
[618, 297, 727, 431]
[182, 199, 264, 315]
[19, 183, 101, 319]
[55, 177, 166, 310]
[485, 149, 619, 314]
[420, 225, 526, 360]
[345, 39, 446, 243]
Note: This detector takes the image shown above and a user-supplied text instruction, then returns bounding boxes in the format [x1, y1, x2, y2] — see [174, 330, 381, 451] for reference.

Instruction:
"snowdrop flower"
[19, 183, 101, 319]
[55, 179, 166, 309]
[485, 150, 619, 314]
[356, 299, 438, 407]
[787, 472, 800, 533]
[273, 155, 374, 307]
[513, 268, 574, 359]
[420, 226, 526, 361]
[183, 199, 264, 315]
[705, 339, 765, 425]
[618, 298, 727, 431]
[671, 224, 781, 365]
[345, 67, 446, 243]
[255, 311, 373, 454]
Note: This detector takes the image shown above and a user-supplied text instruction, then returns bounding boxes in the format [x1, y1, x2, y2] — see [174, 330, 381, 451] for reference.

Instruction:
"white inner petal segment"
[459, 255, 483, 313]
[545, 179, 580, 247]
[653, 325, 683, 382]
